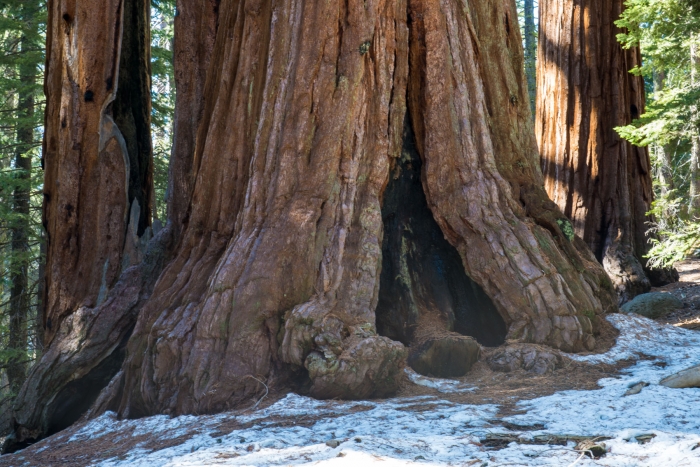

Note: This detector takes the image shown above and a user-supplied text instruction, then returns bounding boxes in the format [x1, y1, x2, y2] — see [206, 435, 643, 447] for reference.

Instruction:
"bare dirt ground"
[3, 261, 699, 466]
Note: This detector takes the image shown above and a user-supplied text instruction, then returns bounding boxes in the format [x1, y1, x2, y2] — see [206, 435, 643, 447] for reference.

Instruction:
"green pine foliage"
[151, 0, 175, 222]
[616, 0, 700, 267]
[515, 0, 538, 116]
[616, 0, 700, 148]
[0, 0, 47, 402]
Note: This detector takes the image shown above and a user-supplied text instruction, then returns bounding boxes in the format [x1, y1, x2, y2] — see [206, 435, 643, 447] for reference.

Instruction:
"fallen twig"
[567, 450, 587, 467]
[243, 375, 269, 410]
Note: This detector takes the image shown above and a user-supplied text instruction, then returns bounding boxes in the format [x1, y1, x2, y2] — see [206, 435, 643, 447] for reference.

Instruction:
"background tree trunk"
[625, 47, 676, 287]
[41, 0, 153, 347]
[537, 0, 676, 303]
[3, 0, 156, 452]
[691, 38, 700, 216]
[166, 0, 220, 233]
[4, 0, 221, 453]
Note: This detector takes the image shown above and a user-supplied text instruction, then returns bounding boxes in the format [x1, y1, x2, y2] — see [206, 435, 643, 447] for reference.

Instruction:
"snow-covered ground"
[10, 313, 700, 466]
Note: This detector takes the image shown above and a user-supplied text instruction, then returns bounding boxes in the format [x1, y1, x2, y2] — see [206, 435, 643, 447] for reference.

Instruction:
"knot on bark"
[279, 301, 406, 399]
[305, 335, 406, 399]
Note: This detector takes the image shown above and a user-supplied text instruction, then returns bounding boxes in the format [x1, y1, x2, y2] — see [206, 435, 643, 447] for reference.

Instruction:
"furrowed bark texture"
[112, 0, 616, 419]
[114, 0, 154, 236]
[407, 0, 616, 351]
[8, 0, 617, 447]
[537, 0, 676, 303]
[167, 0, 221, 232]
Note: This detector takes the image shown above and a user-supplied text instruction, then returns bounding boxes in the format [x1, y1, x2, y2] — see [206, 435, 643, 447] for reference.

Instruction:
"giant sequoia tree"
[536, 0, 677, 303]
[4, 0, 618, 451]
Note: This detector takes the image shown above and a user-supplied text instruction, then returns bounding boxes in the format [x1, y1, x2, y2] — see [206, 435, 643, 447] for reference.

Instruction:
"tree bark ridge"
[3, 0, 186, 453]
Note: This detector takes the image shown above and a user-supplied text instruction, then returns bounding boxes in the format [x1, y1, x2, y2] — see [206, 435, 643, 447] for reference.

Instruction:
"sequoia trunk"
[4, 0, 221, 453]
[4, 0, 155, 451]
[166, 0, 220, 232]
[41, 0, 153, 346]
[7, 0, 617, 450]
[537, 0, 676, 303]
[112, 0, 615, 418]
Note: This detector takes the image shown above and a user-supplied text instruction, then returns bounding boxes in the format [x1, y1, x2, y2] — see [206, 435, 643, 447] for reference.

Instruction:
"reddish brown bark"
[167, 0, 220, 232]
[409, 0, 616, 350]
[6, 0, 617, 450]
[4, 0, 183, 452]
[110, 0, 615, 418]
[41, 0, 154, 346]
[536, 0, 677, 303]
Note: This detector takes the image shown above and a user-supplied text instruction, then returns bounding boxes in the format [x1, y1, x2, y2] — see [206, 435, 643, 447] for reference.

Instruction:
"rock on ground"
[408, 335, 481, 377]
[486, 343, 566, 375]
[660, 363, 700, 388]
[620, 292, 682, 319]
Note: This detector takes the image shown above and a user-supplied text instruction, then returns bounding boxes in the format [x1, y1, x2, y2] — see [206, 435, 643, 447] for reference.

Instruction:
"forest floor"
[4, 261, 700, 467]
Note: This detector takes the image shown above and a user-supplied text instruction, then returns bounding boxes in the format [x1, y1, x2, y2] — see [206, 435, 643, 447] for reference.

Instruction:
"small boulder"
[487, 344, 565, 375]
[620, 292, 682, 319]
[634, 434, 656, 444]
[660, 364, 700, 388]
[408, 335, 481, 378]
[306, 335, 407, 399]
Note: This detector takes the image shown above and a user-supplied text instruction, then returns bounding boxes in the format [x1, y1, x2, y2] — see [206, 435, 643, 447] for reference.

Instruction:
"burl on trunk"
[6, 0, 616, 451]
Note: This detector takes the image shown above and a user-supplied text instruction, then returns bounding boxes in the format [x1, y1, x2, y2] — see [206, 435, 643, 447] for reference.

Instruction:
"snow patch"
[13, 314, 700, 466]
[404, 368, 477, 393]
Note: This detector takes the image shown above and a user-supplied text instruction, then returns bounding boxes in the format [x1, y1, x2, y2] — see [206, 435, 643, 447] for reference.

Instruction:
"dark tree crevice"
[45, 330, 132, 437]
[3, 325, 133, 454]
[376, 116, 507, 349]
[113, 0, 153, 236]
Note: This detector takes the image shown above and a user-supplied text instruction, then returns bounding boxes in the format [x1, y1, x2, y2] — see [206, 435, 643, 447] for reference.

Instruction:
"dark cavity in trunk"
[45, 330, 131, 437]
[376, 116, 507, 348]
